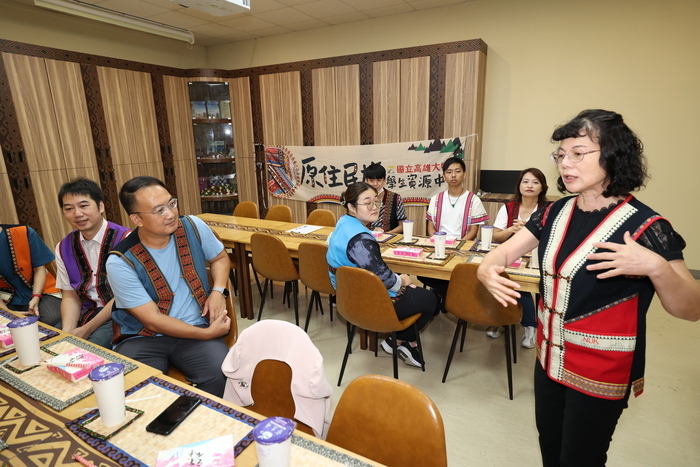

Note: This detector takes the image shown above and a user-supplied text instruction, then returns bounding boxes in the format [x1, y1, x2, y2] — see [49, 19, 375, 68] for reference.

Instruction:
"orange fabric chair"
[442, 262, 522, 399]
[335, 266, 424, 385]
[232, 201, 259, 219]
[306, 209, 336, 227]
[265, 204, 293, 223]
[326, 374, 447, 467]
[298, 242, 335, 331]
[250, 233, 300, 326]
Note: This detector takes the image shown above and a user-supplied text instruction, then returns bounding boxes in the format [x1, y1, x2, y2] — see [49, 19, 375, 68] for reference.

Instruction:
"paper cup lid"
[7, 316, 38, 328]
[434, 231, 446, 235]
[403, 220, 414, 223]
[88, 363, 124, 382]
[481, 225, 494, 229]
[252, 417, 296, 445]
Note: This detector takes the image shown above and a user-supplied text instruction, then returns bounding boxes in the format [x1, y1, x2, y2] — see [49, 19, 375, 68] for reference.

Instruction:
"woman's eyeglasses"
[356, 200, 382, 209]
[550, 149, 600, 164]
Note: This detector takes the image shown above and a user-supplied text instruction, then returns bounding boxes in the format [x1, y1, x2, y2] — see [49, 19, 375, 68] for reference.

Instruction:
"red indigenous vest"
[536, 195, 663, 400]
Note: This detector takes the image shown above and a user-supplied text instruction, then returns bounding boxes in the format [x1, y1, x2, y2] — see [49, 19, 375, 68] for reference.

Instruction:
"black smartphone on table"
[146, 395, 201, 435]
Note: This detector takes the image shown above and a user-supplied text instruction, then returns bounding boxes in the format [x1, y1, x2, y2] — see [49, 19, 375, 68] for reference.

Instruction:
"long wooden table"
[0, 306, 383, 467]
[199, 213, 540, 321]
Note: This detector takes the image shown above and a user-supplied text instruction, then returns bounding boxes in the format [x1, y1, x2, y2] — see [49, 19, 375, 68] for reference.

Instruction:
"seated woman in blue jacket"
[326, 182, 436, 367]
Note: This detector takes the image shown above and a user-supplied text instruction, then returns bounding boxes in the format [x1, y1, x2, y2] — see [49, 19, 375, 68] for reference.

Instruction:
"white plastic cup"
[403, 220, 414, 242]
[88, 363, 125, 427]
[253, 416, 296, 467]
[7, 316, 41, 366]
[480, 225, 494, 251]
[530, 246, 539, 269]
[433, 231, 447, 259]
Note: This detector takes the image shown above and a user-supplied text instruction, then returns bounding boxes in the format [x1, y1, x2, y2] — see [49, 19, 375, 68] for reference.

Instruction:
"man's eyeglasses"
[550, 149, 600, 164]
[356, 200, 382, 209]
[133, 198, 178, 216]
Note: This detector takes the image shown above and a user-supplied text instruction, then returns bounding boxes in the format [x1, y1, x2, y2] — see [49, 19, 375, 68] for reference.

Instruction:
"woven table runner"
[0, 378, 122, 467]
[381, 246, 453, 267]
[204, 220, 329, 241]
[0, 308, 59, 359]
[66, 376, 259, 466]
[0, 336, 137, 411]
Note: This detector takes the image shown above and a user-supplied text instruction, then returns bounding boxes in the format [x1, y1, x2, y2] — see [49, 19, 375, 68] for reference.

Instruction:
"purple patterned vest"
[58, 221, 130, 326]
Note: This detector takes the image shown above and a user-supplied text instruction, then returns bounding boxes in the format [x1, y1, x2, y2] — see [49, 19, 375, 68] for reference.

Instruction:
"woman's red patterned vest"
[536, 195, 663, 400]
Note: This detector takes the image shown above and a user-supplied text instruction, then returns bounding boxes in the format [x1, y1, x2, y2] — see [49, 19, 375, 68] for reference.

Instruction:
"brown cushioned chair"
[249, 360, 314, 435]
[265, 204, 293, 223]
[335, 266, 424, 385]
[305, 209, 336, 227]
[250, 232, 300, 326]
[442, 262, 522, 399]
[167, 272, 238, 385]
[326, 374, 447, 467]
[232, 201, 259, 219]
[298, 242, 335, 331]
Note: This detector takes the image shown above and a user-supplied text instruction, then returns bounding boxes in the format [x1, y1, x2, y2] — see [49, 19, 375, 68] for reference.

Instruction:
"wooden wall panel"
[66, 165, 100, 183]
[113, 163, 140, 229]
[312, 68, 337, 145]
[0, 173, 19, 224]
[312, 65, 360, 146]
[2, 53, 64, 172]
[97, 67, 137, 166]
[174, 157, 201, 216]
[373, 61, 401, 144]
[44, 59, 94, 169]
[163, 76, 195, 162]
[229, 77, 256, 205]
[445, 51, 487, 192]
[400, 57, 430, 142]
[130, 70, 161, 165]
[260, 72, 305, 222]
[29, 169, 70, 250]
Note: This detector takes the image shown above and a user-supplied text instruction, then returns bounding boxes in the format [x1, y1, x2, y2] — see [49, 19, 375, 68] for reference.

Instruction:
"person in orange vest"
[0, 224, 61, 325]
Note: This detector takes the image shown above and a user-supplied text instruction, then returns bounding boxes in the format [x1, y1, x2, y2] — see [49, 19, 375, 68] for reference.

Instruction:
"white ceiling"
[14, 0, 475, 47]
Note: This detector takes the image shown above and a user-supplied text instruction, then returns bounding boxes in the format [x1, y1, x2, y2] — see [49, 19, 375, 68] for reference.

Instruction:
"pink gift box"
[393, 247, 422, 258]
[47, 348, 105, 382]
[371, 231, 383, 239]
[0, 324, 13, 348]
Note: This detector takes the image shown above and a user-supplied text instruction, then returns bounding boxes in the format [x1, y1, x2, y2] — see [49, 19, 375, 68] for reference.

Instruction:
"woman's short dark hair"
[119, 176, 167, 215]
[442, 157, 466, 173]
[58, 177, 104, 207]
[364, 163, 386, 180]
[512, 168, 549, 206]
[340, 182, 377, 211]
[552, 109, 648, 197]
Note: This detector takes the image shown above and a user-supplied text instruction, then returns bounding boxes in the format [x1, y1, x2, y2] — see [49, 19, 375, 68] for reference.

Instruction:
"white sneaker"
[486, 326, 503, 338]
[521, 326, 536, 349]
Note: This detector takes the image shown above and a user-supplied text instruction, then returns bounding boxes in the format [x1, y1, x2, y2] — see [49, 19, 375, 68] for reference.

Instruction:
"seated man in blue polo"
[106, 176, 231, 397]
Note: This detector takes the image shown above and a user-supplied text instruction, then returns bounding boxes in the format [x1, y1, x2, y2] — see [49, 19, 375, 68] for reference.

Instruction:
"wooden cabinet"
[188, 82, 237, 215]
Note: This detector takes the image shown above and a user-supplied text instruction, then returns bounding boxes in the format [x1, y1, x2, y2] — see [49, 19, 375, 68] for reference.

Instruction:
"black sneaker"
[398, 343, 423, 367]
[380, 335, 395, 355]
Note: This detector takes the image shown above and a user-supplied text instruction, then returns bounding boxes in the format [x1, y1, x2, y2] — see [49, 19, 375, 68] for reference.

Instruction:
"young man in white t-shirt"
[421, 157, 489, 305]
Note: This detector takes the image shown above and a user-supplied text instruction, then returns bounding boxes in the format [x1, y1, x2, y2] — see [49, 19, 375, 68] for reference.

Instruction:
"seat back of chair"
[250, 233, 298, 282]
[445, 262, 521, 326]
[298, 243, 335, 296]
[250, 359, 314, 435]
[306, 209, 336, 227]
[265, 204, 293, 223]
[326, 374, 447, 467]
[233, 201, 259, 219]
[335, 266, 406, 333]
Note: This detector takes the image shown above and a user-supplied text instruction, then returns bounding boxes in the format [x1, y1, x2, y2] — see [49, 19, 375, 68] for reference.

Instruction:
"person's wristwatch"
[211, 286, 230, 299]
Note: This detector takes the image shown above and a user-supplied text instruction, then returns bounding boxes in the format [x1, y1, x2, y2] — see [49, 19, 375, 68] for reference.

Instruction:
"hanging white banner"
[265, 136, 473, 206]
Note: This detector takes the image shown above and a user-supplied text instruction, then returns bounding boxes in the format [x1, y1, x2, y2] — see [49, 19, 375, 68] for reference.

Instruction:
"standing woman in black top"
[477, 109, 700, 466]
